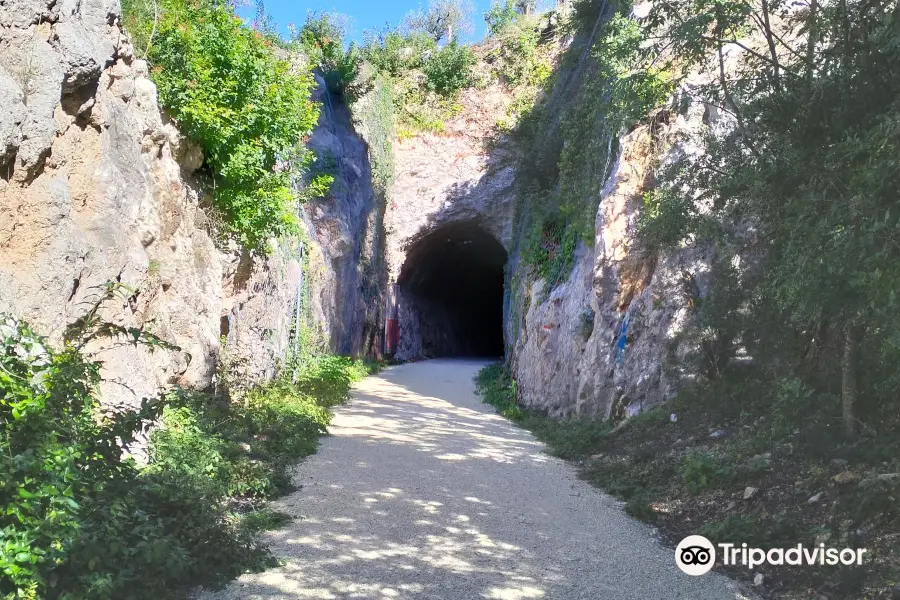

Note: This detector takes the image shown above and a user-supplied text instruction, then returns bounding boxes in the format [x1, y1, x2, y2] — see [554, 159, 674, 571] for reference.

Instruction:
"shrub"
[362, 29, 437, 76]
[474, 363, 523, 421]
[125, 0, 319, 251]
[487, 17, 551, 87]
[680, 451, 734, 493]
[294, 12, 361, 98]
[0, 314, 268, 599]
[484, 0, 519, 35]
[357, 24, 475, 136]
[0, 309, 374, 598]
[423, 41, 476, 96]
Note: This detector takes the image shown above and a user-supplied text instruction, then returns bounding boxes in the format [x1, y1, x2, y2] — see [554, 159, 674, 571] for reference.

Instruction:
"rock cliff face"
[0, 0, 378, 407]
[508, 85, 731, 418]
[379, 72, 730, 418]
[0, 0, 739, 424]
[303, 80, 385, 358]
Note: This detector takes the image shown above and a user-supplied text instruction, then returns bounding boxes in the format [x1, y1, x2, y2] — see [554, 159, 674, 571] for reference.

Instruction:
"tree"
[484, 0, 519, 34]
[404, 0, 475, 43]
[638, 0, 900, 436]
[293, 11, 360, 98]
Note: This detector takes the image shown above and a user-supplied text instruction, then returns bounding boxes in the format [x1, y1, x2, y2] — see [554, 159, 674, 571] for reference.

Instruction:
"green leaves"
[139, 0, 319, 252]
[422, 42, 476, 96]
[1, 310, 372, 598]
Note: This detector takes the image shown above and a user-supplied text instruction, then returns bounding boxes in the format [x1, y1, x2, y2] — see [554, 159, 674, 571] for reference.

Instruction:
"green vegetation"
[122, 0, 319, 252]
[359, 28, 475, 135]
[630, 0, 900, 439]
[503, 6, 672, 298]
[292, 11, 360, 99]
[485, 15, 552, 88]
[0, 301, 374, 599]
[403, 0, 476, 43]
[423, 42, 477, 96]
[476, 363, 900, 598]
[484, 0, 519, 35]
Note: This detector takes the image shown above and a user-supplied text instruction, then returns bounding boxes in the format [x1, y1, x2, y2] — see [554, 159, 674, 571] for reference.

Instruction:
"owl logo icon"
[676, 535, 716, 575]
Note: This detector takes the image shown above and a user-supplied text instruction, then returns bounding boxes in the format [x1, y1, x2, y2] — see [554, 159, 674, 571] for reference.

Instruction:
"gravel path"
[198, 359, 751, 600]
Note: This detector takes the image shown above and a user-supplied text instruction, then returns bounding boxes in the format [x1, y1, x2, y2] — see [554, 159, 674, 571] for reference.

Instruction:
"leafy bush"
[362, 29, 437, 76]
[0, 314, 268, 599]
[484, 0, 519, 35]
[487, 17, 551, 87]
[124, 0, 319, 251]
[475, 363, 523, 421]
[358, 26, 474, 135]
[423, 41, 476, 96]
[294, 12, 361, 98]
[637, 188, 696, 249]
[0, 310, 374, 598]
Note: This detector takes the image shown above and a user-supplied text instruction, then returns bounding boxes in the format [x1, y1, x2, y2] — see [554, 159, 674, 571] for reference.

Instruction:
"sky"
[236, 0, 497, 44]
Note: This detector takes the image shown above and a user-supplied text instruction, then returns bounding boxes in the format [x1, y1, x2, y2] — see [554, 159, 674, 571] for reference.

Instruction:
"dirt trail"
[198, 359, 750, 600]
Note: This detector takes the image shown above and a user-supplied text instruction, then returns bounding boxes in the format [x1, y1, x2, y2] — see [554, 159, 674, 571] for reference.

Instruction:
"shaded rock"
[859, 473, 900, 489]
[833, 471, 860, 485]
[0, 0, 327, 423]
[0, 72, 25, 170]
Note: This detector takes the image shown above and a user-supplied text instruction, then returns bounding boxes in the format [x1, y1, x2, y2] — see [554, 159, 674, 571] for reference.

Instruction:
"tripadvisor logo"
[676, 535, 716, 576]
[675, 535, 868, 576]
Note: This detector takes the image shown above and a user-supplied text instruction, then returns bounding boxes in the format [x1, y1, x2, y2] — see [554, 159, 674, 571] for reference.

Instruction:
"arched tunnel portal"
[396, 222, 507, 358]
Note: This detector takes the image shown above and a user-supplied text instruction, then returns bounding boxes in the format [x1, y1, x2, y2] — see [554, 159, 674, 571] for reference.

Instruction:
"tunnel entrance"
[397, 223, 507, 358]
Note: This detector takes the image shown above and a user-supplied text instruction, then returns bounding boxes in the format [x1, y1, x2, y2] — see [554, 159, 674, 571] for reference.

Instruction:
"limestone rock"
[0, 0, 314, 415]
[0, 71, 25, 171]
[833, 471, 860, 485]
[509, 90, 724, 418]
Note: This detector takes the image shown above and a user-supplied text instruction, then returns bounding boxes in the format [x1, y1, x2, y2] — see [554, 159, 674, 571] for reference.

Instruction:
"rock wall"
[302, 80, 385, 358]
[385, 85, 516, 278]
[0, 0, 370, 408]
[0, 0, 739, 423]
[508, 84, 732, 418]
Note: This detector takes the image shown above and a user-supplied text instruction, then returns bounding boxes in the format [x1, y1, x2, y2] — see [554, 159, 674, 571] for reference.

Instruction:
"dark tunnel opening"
[397, 223, 507, 358]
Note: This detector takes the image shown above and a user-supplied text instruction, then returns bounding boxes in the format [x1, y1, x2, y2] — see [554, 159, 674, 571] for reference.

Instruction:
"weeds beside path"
[0, 312, 379, 600]
[475, 364, 900, 600]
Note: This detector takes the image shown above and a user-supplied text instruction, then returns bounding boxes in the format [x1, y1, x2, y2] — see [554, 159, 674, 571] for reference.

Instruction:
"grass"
[475, 363, 900, 600]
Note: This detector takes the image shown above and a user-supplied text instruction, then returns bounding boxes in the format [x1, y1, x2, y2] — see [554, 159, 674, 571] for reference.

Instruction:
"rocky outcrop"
[302, 80, 385, 358]
[383, 85, 516, 361]
[509, 83, 733, 418]
[0, 0, 319, 407]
